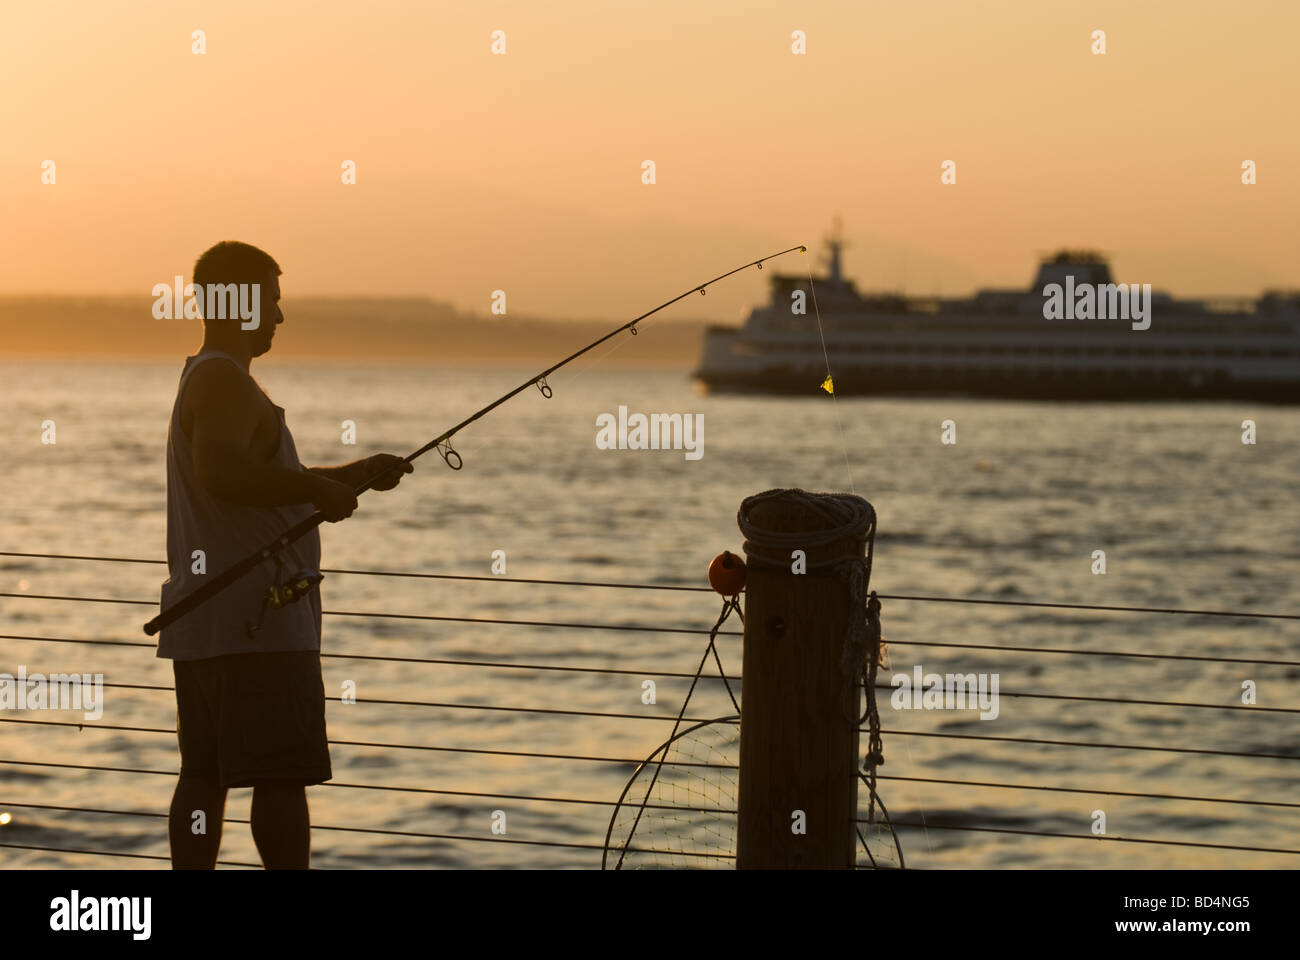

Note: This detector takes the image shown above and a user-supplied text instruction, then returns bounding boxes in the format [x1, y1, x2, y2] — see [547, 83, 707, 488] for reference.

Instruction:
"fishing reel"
[268, 568, 324, 608]
[246, 568, 324, 638]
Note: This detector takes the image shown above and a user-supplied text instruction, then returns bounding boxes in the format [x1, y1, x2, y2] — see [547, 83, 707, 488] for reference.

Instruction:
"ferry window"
[1241, 348, 1262, 357]
[989, 345, 1007, 354]
[1270, 348, 1290, 357]
[1013, 346, 1031, 354]
[1062, 346, 1081, 355]
[1086, 346, 1106, 355]
[941, 345, 957, 354]
[1214, 347, 1234, 356]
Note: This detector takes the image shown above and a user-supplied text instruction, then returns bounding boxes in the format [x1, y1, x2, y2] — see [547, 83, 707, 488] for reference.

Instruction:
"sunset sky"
[3, 0, 1297, 325]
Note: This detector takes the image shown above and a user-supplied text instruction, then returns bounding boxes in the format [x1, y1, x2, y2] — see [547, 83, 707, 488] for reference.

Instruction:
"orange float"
[707, 551, 746, 596]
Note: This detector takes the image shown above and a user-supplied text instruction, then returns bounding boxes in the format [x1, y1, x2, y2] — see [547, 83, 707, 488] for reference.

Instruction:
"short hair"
[192, 241, 281, 318]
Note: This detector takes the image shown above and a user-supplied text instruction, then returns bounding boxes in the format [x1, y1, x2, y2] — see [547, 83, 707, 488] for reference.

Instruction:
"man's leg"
[169, 775, 228, 869]
[250, 779, 311, 869]
[237, 651, 330, 870]
[171, 657, 227, 869]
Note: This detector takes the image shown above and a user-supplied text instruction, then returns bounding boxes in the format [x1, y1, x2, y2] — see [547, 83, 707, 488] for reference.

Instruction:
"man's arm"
[306, 455, 413, 492]
[188, 361, 358, 520]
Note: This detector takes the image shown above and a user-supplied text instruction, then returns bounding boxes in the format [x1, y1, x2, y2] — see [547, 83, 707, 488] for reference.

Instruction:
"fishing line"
[143, 245, 807, 636]
[808, 261, 855, 496]
[555, 269, 739, 393]
[543, 323, 639, 395]
[806, 255, 933, 863]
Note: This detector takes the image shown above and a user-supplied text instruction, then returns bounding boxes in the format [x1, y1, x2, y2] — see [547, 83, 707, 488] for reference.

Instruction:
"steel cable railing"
[0, 668, 1294, 718]
[3, 770, 1295, 859]
[0, 797, 735, 861]
[6, 734, 1300, 809]
[873, 821, 1300, 857]
[0, 770, 733, 814]
[3, 549, 1300, 618]
[6, 629, 1300, 667]
[2, 550, 1298, 867]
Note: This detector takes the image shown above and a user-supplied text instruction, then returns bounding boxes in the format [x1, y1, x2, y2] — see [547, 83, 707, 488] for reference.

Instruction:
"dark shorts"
[173, 650, 332, 789]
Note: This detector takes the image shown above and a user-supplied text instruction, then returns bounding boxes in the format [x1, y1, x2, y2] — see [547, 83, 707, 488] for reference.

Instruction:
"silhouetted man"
[158, 241, 411, 868]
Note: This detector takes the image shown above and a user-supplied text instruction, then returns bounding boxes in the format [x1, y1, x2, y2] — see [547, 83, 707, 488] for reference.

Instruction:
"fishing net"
[602, 710, 904, 870]
[600, 580, 899, 868]
[857, 772, 905, 869]
[601, 717, 740, 870]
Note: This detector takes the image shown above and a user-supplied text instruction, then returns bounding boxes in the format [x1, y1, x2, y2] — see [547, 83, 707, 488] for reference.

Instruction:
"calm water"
[2, 359, 1298, 869]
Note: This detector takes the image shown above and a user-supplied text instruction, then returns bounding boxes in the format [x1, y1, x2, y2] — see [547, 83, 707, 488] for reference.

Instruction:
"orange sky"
[2, 0, 1297, 324]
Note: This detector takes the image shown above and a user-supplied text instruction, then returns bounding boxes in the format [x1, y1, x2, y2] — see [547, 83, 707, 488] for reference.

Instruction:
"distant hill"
[0, 296, 712, 368]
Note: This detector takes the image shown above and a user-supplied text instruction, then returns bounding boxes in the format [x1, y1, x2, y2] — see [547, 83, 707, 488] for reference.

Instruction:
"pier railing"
[2, 549, 1299, 868]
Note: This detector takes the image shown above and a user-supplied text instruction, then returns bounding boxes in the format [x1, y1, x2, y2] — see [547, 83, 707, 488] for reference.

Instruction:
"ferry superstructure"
[695, 229, 1300, 401]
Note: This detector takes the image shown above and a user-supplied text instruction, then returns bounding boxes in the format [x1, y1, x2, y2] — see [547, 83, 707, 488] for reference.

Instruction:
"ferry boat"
[695, 226, 1300, 401]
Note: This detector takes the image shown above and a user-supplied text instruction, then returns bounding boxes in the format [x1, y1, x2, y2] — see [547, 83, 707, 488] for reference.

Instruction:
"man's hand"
[304, 454, 411, 509]
[360, 454, 414, 491]
[309, 474, 359, 522]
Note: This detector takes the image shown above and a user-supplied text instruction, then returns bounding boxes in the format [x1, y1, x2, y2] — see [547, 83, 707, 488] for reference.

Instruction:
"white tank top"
[157, 350, 323, 660]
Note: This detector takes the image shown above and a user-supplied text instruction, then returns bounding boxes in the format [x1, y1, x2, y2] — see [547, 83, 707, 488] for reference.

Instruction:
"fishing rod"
[143, 243, 807, 636]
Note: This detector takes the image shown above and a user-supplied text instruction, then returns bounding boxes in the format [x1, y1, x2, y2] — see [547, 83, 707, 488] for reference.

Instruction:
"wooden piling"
[736, 492, 866, 869]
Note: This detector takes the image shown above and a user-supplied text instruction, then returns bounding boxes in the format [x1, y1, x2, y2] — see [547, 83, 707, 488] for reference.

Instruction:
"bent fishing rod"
[143, 243, 807, 636]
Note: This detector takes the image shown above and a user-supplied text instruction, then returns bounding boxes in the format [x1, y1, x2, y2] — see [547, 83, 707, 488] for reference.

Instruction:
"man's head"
[192, 241, 283, 357]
